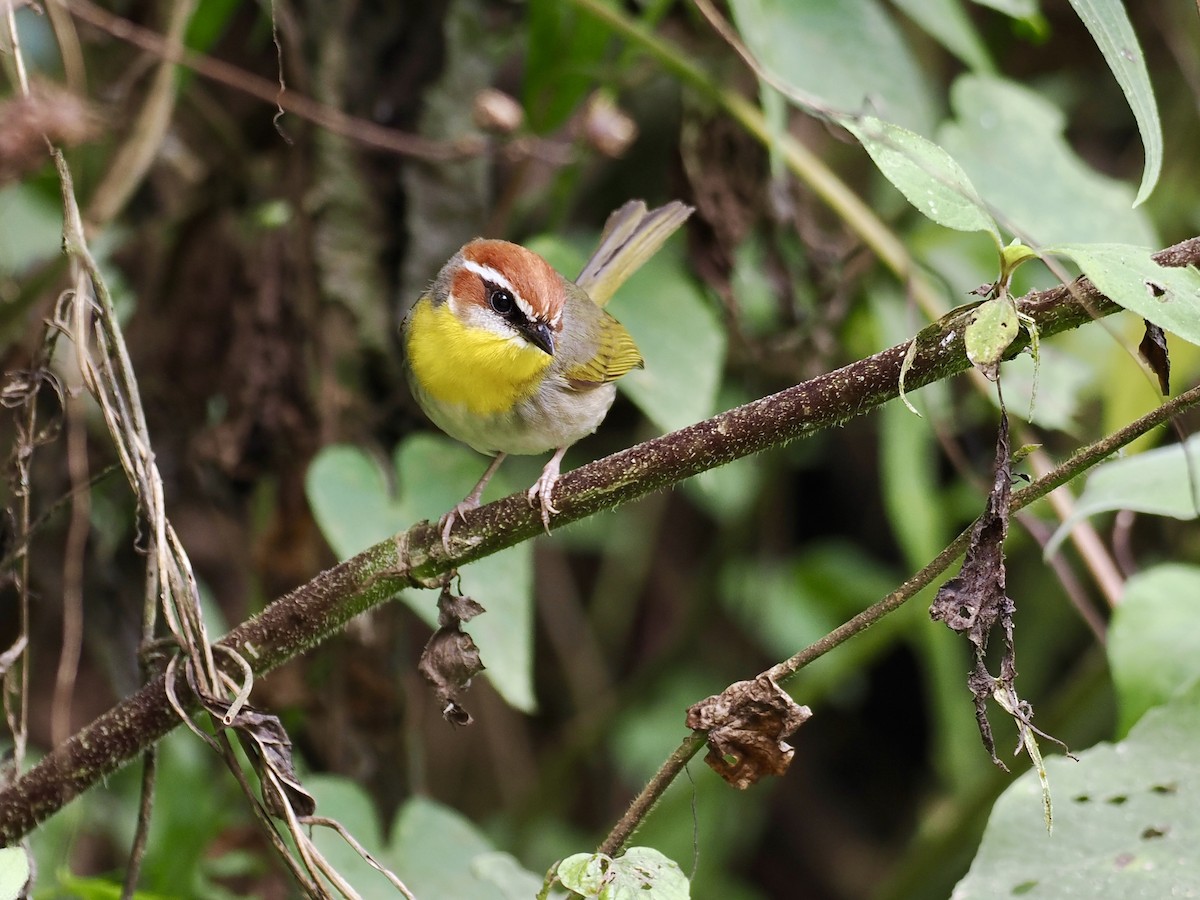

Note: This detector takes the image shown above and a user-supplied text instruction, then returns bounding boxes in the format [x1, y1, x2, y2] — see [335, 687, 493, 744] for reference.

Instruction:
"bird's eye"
[489, 288, 515, 314]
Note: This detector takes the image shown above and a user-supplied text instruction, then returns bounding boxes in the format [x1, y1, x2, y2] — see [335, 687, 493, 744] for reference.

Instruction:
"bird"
[402, 199, 693, 547]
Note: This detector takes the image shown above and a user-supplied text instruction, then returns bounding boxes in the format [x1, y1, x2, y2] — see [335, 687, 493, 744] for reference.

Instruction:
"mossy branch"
[1, 236, 1198, 844]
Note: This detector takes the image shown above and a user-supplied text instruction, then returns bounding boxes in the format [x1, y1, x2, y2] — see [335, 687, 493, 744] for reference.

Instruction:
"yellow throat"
[406, 297, 554, 415]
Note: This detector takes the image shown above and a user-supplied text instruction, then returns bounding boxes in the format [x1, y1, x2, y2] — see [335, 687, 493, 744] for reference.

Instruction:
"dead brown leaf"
[686, 674, 812, 789]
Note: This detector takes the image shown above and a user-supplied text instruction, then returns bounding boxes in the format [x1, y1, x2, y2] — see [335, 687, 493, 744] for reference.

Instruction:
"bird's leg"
[528, 446, 568, 533]
[440, 452, 507, 552]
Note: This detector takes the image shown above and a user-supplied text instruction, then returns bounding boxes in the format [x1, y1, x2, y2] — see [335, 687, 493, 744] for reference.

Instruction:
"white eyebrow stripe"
[461, 259, 539, 320]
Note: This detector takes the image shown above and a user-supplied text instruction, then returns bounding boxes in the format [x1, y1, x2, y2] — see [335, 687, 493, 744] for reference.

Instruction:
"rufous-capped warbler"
[402, 200, 693, 545]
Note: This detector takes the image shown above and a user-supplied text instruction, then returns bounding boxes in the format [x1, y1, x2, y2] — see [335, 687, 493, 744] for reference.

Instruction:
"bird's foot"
[439, 453, 508, 553]
[438, 499, 480, 553]
[527, 449, 566, 533]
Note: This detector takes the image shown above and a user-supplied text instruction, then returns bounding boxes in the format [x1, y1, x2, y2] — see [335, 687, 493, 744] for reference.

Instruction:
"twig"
[1, 235, 1198, 842]
[64, 0, 486, 161]
[83, 0, 198, 230]
[595, 378, 1200, 856]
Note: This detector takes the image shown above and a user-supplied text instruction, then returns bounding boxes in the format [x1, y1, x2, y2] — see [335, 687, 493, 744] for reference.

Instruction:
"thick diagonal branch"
[1, 236, 1197, 843]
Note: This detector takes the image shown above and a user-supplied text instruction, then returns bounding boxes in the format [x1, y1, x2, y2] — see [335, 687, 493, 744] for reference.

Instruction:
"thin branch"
[83, 0, 197, 229]
[64, 0, 485, 161]
[0, 236, 1198, 842]
[595, 378, 1200, 856]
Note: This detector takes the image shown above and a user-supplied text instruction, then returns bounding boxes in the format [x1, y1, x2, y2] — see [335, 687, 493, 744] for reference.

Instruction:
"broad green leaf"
[939, 75, 1156, 247]
[310, 782, 543, 900]
[953, 678, 1200, 898]
[306, 439, 536, 711]
[1066, 0, 1161, 205]
[390, 797, 542, 900]
[0, 848, 29, 900]
[615, 245, 725, 434]
[0, 184, 62, 276]
[891, 0, 993, 72]
[305, 445, 403, 561]
[990, 347, 1092, 432]
[729, 0, 935, 133]
[1043, 433, 1200, 557]
[557, 847, 690, 900]
[1047, 242, 1200, 347]
[1109, 564, 1200, 736]
[844, 116, 1001, 242]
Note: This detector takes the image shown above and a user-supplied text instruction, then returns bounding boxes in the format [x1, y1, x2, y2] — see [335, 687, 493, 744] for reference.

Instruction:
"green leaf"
[525, 0, 612, 131]
[990, 347, 1092, 432]
[964, 294, 1020, 378]
[305, 438, 536, 711]
[557, 847, 690, 900]
[971, 0, 1039, 17]
[891, 0, 993, 72]
[843, 116, 1001, 242]
[391, 797, 542, 900]
[728, 0, 935, 133]
[1047, 242, 1200, 347]
[616, 245, 726, 435]
[1065, 0, 1162, 205]
[0, 184, 63, 276]
[999, 239, 1039, 282]
[0, 848, 28, 900]
[1043, 433, 1200, 558]
[305, 445, 403, 561]
[1109, 565, 1200, 736]
[312, 785, 542, 900]
[938, 75, 1157, 247]
[954, 678, 1200, 898]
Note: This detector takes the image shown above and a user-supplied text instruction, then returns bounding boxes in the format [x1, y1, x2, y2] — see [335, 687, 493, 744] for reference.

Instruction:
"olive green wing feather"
[562, 309, 643, 386]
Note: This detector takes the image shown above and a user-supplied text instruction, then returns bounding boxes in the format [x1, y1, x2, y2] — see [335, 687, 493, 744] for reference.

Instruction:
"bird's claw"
[438, 500, 477, 553]
[527, 476, 560, 534]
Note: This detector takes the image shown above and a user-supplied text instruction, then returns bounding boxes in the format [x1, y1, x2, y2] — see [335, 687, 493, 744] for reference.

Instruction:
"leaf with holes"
[953, 678, 1200, 898]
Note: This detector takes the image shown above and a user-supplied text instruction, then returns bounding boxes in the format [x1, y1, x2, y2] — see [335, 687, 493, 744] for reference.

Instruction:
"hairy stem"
[0, 237, 1198, 843]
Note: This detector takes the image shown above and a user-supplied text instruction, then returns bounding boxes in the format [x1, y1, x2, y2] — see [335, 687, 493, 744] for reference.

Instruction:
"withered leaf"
[437, 588, 485, 627]
[204, 696, 316, 818]
[686, 674, 812, 789]
[930, 410, 1019, 767]
[418, 625, 484, 727]
[930, 412, 1012, 652]
[1138, 319, 1170, 396]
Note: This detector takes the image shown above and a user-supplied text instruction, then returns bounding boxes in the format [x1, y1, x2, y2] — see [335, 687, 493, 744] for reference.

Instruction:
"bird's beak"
[523, 321, 555, 356]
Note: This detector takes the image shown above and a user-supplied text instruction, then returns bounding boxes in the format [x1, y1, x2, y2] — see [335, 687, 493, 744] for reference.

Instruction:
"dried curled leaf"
[1138, 319, 1170, 396]
[418, 586, 487, 726]
[686, 674, 812, 789]
[930, 412, 1012, 652]
[204, 695, 316, 818]
[931, 410, 1016, 766]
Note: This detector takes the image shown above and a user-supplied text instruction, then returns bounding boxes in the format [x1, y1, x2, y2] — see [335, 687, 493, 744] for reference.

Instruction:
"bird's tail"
[574, 200, 694, 307]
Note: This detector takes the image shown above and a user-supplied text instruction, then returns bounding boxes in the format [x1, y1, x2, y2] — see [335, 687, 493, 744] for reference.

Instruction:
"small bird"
[403, 200, 693, 546]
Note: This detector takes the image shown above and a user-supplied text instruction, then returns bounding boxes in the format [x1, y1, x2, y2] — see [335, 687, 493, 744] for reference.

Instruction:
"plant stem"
[1, 237, 1198, 843]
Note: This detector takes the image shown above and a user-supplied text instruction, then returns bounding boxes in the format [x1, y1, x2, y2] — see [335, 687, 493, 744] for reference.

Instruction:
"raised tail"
[574, 200, 693, 307]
